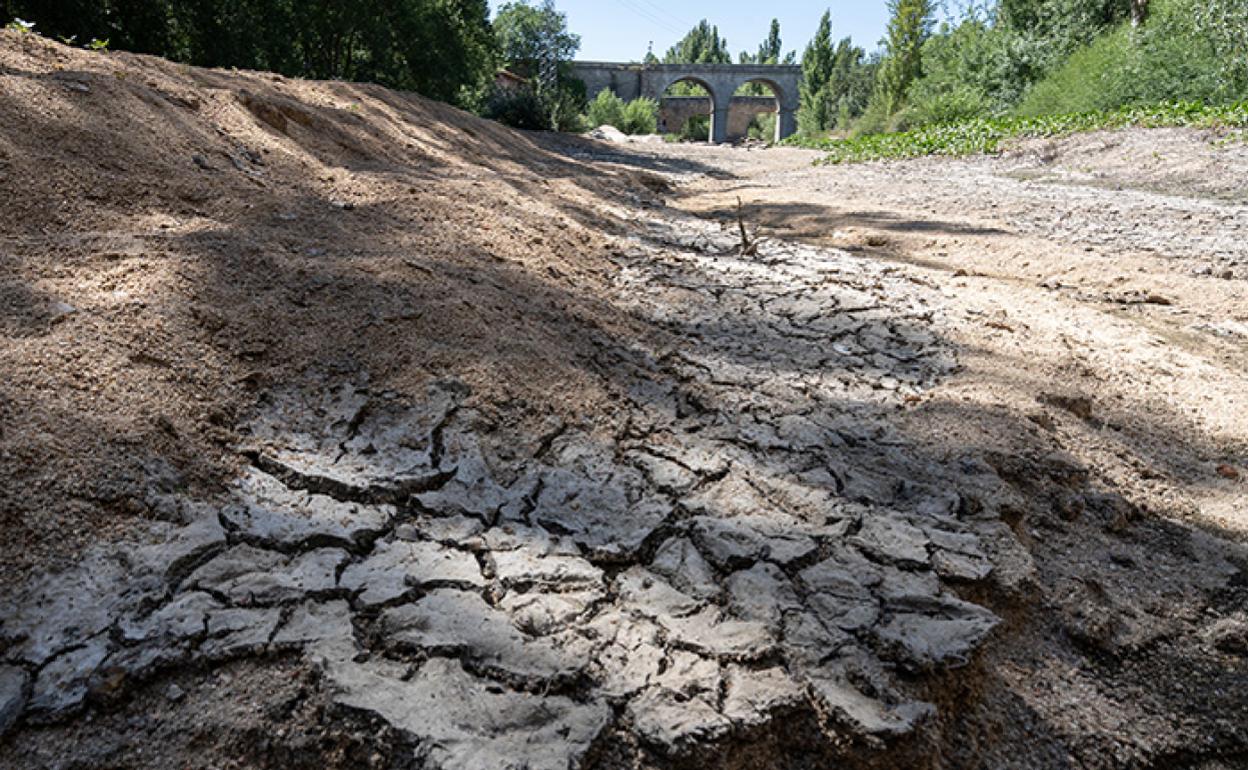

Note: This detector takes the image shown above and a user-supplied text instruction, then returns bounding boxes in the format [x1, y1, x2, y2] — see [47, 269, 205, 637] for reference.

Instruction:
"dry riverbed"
[2, 31, 1247, 769]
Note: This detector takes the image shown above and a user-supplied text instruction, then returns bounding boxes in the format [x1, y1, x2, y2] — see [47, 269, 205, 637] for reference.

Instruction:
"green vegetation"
[489, 0, 584, 130]
[663, 19, 731, 65]
[585, 90, 658, 135]
[798, 13, 875, 136]
[1, 0, 497, 107]
[872, 0, 935, 118]
[10, 0, 1244, 147]
[785, 0, 1248, 161]
[787, 101, 1248, 163]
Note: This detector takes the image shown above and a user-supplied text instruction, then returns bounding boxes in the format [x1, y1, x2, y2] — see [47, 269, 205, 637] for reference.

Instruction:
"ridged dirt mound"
[0, 30, 661, 584]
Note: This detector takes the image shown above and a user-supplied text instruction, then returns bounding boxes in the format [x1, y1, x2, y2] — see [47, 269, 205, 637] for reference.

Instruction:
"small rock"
[272, 600, 355, 649]
[628, 686, 730, 751]
[28, 640, 111, 716]
[192, 154, 213, 171]
[1208, 617, 1248, 655]
[394, 523, 421, 541]
[1216, 464, 1240, 481]
[201, 607, 283, 660]
[48, 301, 77, 322]
[689, 517, 767, 570]
[165, 683, 186, 702]
[650, 536, 721, 600]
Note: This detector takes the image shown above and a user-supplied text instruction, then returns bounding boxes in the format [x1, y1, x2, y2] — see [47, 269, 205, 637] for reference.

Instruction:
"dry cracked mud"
[2, 210, 1018, 768]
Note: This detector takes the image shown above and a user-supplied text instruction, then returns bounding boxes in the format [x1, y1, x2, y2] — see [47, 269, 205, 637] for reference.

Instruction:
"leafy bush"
[902, 19, 1000, 126]
[586, 89, 627, 130]
[585, 91, 658, 135]
[748, 113, 777, 142]
[787, 101, 1248, 163]
[483, 87, 548, 131]
[668, 114, 711, 142]
[621, 98, 658, 135]
[1015, 0, 1226, 117]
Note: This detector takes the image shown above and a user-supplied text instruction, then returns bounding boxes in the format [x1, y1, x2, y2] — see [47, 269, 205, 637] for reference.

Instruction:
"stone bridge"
[571, 62, 802, 143]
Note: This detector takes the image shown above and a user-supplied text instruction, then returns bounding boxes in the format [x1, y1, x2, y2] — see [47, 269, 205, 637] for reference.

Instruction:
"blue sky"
[487, 1, 897, 63]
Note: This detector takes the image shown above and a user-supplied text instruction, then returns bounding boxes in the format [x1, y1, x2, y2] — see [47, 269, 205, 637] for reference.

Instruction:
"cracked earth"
[3, 208, 1014, 768]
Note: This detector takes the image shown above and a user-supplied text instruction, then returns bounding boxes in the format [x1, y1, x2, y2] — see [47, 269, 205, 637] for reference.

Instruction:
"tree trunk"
[1130, 0, 1149, 26]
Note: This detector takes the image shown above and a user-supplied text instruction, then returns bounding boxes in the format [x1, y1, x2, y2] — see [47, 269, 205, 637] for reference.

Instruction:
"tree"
[873, 0, 935, 116]
[2, 0, 498, 108]
[494, 0, 579, 86]
[758, 19, 782, 64]
[493, 0, 583, 130]
[799, 10, 836, 133]
[664, 20, 730, 64]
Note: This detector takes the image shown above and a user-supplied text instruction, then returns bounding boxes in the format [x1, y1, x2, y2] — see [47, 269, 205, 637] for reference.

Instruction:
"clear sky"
[487, 1, 896, 63]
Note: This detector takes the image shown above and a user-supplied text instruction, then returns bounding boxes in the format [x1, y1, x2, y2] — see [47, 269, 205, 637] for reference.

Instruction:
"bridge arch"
[570, 62, 801, 143]
[656, 75, 717, 142]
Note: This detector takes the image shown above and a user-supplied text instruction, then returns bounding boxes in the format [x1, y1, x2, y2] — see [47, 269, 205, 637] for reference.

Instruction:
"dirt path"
[2, 33, 1246, 767]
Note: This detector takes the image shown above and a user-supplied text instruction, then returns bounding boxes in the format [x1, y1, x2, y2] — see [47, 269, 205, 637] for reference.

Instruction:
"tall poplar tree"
[873, 0, 935, 116]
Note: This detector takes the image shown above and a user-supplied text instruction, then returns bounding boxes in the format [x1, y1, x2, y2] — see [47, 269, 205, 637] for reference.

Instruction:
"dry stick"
[736, 196, 759, 256]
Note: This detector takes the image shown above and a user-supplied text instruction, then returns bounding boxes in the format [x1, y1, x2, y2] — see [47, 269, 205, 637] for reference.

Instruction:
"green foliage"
[1017, 0, 1241, 116]
[738, 19, 795, 96]
[585, 90, 657, 135]
[798, 36, 868, 135]
[5, 17, 33, 32]
[86, 37, 108, 50]
[799, 11, 835, 134]
[664, 20, 730, 64]
[586, 89, 627, 130]
[871, 0, 936, 117]
[677, 114, 710, 142]
[800, 13, 877, 137]
[786, 100, 1248, 163]
[747, 112, 777, 142]
[492, 1, 583, 130]
[902, 19, 999, 127]
[483, 87, 547, 130]
[3, 0, 499, 108]
[739, 19, 794, 66]
[494, 0, 579, 86]
[1193, 0, 1248, 95]
[621, 97, 658, 135]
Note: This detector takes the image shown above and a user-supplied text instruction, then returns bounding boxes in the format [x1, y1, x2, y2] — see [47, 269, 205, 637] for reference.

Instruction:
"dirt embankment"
[0, 30, 668, 584]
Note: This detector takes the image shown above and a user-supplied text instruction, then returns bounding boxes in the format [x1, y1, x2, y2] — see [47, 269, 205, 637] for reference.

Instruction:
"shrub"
[585, 91, 657, 135]
[748, 113, 777, 142]
[786, 100, 1248, 163]
[676, 114, 710, 142]
[586, 89, 627, 130]
[1016, 0, 1230, 117]
[621, 97, 658, 135]
[483, 86, 548, 131]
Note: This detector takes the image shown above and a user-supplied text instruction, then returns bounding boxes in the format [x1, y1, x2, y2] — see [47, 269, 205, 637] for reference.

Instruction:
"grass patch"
[787, 101, 1248, 164]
